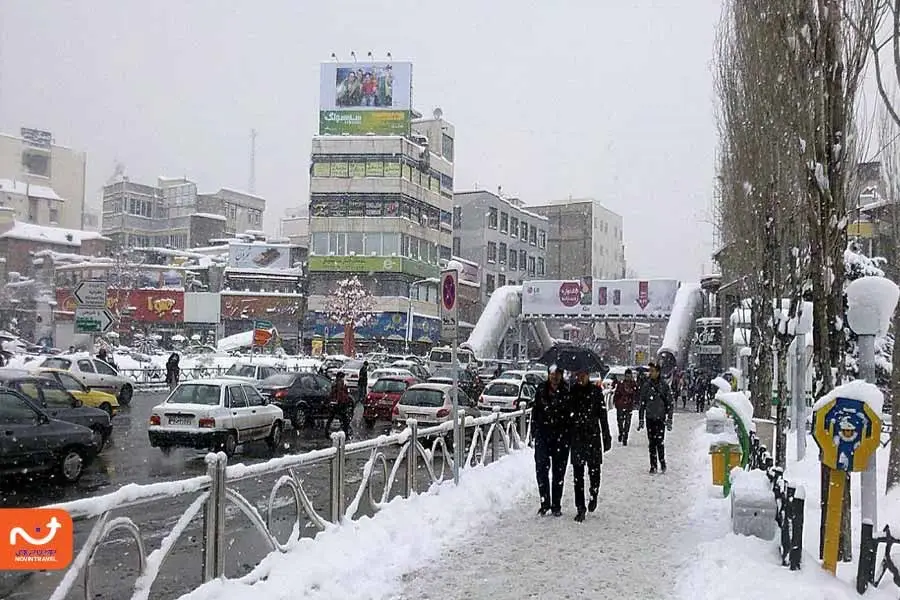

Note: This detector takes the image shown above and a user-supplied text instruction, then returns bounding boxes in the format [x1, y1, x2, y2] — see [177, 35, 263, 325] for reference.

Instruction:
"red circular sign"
[558, 282, 581, 307]
[442, 274, 456, 310]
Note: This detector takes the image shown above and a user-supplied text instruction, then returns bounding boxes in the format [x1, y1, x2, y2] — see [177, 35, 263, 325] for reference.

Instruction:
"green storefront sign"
[308, 255, 437, 279]
[319, 110, 411, 135]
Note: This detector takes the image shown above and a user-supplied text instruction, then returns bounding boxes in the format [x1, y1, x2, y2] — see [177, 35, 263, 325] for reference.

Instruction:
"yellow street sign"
[812, 396, 881, 472]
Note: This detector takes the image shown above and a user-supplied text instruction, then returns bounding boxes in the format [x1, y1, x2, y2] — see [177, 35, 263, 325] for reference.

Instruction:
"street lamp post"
[406, 278, 439, 354]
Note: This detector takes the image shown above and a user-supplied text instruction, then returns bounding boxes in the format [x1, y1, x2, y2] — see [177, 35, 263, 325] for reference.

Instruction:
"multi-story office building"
[0, 128, 87, 229]
[453, 190, 548, 306]
[529, 197, 626, 280]
[305, 115, 455, 350]
[101, 176, 265, 250]
[280, 208, 309, 249]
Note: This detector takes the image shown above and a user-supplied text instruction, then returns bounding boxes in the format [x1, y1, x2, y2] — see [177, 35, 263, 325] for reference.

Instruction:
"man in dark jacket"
[638, 362, 674, 474]
[532, 366, 570, 517]
[569, 369, 612, 522]
[612, 369, 638, 445]
[326, 372, 353, 437]
[357, 361, 369, 405]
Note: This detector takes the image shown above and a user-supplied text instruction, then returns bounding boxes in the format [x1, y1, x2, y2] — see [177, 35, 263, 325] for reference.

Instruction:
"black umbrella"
[536, 344, 607, 374]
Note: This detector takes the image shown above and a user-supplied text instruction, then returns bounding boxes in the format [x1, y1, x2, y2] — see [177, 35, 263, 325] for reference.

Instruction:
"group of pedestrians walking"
[532, 362, 674, 522]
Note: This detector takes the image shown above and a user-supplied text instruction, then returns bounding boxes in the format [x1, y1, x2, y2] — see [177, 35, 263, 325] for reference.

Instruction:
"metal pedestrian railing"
[119, 364, 322, 389]
[44, 408, 532, 600]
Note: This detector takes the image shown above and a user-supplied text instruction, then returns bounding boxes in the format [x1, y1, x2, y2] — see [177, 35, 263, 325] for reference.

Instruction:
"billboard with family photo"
[319, 61, 413, 135]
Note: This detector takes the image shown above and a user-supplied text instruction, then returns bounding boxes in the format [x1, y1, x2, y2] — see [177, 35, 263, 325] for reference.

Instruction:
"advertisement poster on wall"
[56, 289, 185, 323]
[220, 294, 302, 320]
[305, 312, 440, 344]
[522, 279, 680, 318]
[227, 243, 292, 270]
[319, 61, 412, 135]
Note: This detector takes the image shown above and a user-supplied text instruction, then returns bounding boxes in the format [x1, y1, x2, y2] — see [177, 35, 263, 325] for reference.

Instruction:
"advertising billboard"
[319, 61, 412, 136]
[521, 279, 680, 319]
[220, 293, 302, 320]
[227, 243, 292, 270]
[56, 289, 185, 323]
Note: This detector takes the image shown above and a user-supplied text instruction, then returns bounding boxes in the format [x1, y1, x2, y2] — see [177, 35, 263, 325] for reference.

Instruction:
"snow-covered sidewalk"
[391, 413, 704, 600]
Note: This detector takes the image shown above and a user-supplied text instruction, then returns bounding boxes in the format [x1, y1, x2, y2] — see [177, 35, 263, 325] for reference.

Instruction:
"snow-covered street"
[391, 413, 703, 600]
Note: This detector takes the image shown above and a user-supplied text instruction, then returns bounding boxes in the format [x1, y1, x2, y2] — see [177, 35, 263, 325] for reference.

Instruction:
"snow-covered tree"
[842, 241, 891, 382]
[324, 275, 375, 356]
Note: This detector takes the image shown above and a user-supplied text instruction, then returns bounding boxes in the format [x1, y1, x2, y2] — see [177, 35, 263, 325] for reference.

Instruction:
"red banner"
[220, 294, 302, 320]
[56, 289, 184, 323]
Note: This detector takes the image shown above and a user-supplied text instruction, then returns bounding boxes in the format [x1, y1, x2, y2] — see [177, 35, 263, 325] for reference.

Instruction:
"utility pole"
[249, 129, 257, 194]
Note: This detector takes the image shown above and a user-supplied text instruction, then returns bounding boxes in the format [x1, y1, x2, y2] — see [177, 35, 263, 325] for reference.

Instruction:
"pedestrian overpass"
[461, 278, 704, 365]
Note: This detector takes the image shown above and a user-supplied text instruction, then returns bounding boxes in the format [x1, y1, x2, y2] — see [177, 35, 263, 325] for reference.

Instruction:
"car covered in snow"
[219, 362, 281, 385]
[148, 379, 284, 457]
[39, 354, 134, 406]
[477, 379, 536, 412]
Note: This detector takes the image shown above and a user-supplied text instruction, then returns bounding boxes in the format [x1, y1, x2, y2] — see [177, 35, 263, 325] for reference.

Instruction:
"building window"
[498, 274, 506, 287]
[442, 133, 454, 162]
[499, 212, 508, 234]
[520, 221, 528, 241]
[538, 229, 546, 249]
[537, 257, 545, 276]
[383, 233, 400, 256]
[453, 206, 462, 229]
[49, 207, 59, 224]
[528, 256, 536, 276]
[498, 242, 507, 264]
[453, 237, 461, 256]
[439, 245, 451, 261]
[519, 250, 527, 271]
[486, 274, 495, 295]
[487, 241, 497, 263]
[22, 151, 50, 177]
[509, 250, 518, 270]
[510, 217, 519, 238]
[529, 225, 537, 246]
[488, 207, 498, 229]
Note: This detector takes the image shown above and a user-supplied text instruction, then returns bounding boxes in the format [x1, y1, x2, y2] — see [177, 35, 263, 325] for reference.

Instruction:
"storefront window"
[364, 233, 381, 255]
[347, 233, 364, 255]
[383, 233, 400, 256]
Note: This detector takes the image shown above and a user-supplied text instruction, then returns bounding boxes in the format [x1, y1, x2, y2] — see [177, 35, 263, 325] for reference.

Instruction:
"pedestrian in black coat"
[165, 353, 180, 391]
[532, 367, 571, 517]
[638, 362, 674, 474]
[568, 370, 612, 522]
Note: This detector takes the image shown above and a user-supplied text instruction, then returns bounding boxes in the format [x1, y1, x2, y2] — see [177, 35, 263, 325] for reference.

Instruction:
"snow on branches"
[324, 275, 375, 328]
[843, 241, 892, 382]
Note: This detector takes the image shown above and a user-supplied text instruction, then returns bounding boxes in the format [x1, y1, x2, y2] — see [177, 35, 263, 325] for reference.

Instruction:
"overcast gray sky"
[0, 0, 720, 281]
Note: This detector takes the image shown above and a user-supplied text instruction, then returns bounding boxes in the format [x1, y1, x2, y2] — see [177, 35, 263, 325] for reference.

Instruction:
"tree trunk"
[887, 304, 900, 491]
[343, 324, 355, 356]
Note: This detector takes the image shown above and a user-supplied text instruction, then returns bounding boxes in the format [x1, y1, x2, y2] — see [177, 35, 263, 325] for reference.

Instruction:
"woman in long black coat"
[568, 370, 612, 522]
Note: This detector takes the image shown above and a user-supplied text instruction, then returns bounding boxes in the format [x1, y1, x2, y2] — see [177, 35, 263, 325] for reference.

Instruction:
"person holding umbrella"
[637, 362, 674, 474]
[532, 365, 570, 517]
[569, 368, 612, 522]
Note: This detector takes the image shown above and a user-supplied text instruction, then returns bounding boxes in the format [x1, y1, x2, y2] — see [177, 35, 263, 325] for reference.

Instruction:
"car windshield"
[225, 364, 256, 378]
[400, 389, 445, 407]
[261, 373, 296, 387]
[42, 358, 70, 370]
[429, 350, 452, 362]
[432, 368, 461, 379]
[485, 382, 520, 397]
[168, 384, 221, 405]
[372, 379, 409, 393]
[501, 372, 524, 380]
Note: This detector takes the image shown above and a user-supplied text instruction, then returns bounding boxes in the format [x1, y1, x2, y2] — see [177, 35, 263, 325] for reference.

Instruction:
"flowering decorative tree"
[324, 276, 375, 356]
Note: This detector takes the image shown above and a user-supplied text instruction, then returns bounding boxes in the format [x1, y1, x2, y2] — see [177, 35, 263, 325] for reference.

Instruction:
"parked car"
[390, 360, 431, 381]
[39, 355, 135, 406]
[220, 362, 281, 385]
[427, 346, 477, 373]
[321, 357, 347, 378]
[428, 367, 483, 400]
[392, 383, 480, 447]
[366, 368, 415, 393]
[148, 379, 284, 457]
[339, 359, 366, 390]
[0, 388, 97, 483]
[477, 379, 536, 412]
[38, 368, 120, 416]
[257, 372, 333, 429]
[363, 375, 418, 426]
[0, 369, 112, 450]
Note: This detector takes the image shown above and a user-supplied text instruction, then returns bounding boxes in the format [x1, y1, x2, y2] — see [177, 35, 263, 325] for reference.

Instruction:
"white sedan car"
[148, 379, 284, 457]
[477, 378, 536, 412]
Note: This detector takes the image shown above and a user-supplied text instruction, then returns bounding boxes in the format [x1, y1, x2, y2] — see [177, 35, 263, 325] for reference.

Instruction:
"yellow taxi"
[38, 368, 120, 416]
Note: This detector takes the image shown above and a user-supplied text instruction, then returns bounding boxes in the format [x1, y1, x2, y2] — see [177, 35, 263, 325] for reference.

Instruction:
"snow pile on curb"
[178, 450, 536, 600]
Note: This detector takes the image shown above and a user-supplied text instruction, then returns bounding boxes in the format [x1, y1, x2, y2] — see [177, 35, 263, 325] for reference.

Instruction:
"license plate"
[491, 401, 507, 406]
[168, 416, 193, 426]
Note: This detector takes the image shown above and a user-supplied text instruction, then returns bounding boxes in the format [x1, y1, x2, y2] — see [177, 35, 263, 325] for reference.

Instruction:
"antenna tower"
[249, 128, 258, 193]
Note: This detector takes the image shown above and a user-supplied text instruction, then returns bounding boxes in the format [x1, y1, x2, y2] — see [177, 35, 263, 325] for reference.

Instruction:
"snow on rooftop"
[0, 179, 64, 201]
[0, 221, 107, 246]
[193, 212, 227, 222]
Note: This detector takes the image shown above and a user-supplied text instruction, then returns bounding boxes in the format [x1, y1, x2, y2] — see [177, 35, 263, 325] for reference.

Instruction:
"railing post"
[405, 419, 418, 498]
[791, 484, 805, 571]
[491, 408, 501, 462]
[329, 431, 346, 523]
[202, 452, 226, 582]
[517, 402, 527, 447]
